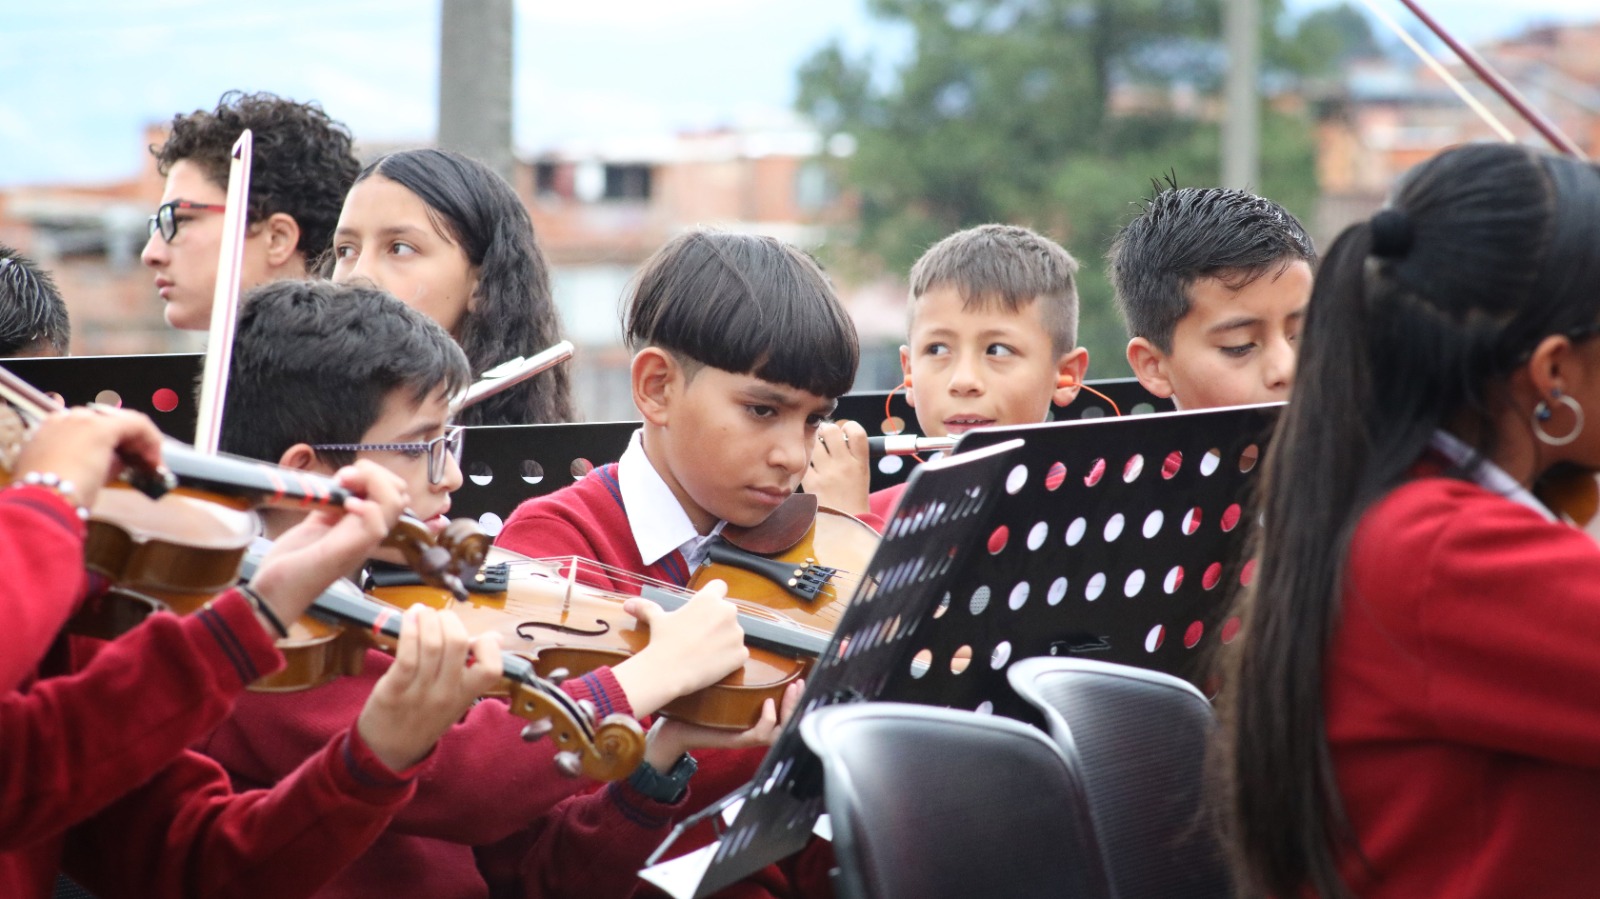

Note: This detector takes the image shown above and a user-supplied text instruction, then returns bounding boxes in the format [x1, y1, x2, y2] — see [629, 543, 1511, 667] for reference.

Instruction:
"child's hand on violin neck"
[643, 680, 804, 767]
[614, 579, 749, 719]
[800, 419, 871, 517]
[13, 406, 165, 509]
[249, 460, 410, 627]
[358, 605, 505, 772]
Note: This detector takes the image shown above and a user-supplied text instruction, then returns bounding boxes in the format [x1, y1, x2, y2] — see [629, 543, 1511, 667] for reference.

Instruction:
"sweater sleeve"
[61, 724, 418, 899]
[0, 486, 90, 692]
[1351, 481, 1600, 767]
[0, 590, 282, 848]
[202, 649, 638, 847]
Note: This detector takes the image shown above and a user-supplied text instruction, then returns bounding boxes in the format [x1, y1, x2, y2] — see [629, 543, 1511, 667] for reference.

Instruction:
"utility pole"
[1222, 0, 1260, 189]
[437, 0, 515, 182]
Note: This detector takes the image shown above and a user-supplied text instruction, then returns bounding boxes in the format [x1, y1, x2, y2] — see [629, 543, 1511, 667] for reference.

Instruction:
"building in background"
[1312, 19, 1600, 241]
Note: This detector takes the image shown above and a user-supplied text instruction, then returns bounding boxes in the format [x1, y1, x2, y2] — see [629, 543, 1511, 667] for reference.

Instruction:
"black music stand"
[1, 354, 203, 441]
[640, 438, 1025, 898]
[449, 421, 640, 525]
[641, 403, 1277, 895]
[834, 378, 1173, 493]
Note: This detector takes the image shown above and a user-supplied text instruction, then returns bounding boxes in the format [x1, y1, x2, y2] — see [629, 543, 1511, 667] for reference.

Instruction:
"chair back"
[1008, 657, 1231, 899]
[800, 702, 1112, 899]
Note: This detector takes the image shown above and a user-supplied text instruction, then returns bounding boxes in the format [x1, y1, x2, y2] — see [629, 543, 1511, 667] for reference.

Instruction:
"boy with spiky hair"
[0, 245, 69, 356]
[1109, 185, 1315, 409]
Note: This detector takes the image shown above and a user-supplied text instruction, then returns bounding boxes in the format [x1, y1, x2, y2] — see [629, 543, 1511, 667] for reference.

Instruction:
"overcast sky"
[1, 0, 1595, 187]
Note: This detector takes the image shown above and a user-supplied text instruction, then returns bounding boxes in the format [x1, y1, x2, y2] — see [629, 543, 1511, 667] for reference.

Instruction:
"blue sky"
[1, 0, 1595, 187]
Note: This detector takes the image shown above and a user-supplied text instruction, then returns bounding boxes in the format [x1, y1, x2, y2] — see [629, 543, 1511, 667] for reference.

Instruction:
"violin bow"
[192, 130, 255, 454]
[1358, 0, 1589, 160]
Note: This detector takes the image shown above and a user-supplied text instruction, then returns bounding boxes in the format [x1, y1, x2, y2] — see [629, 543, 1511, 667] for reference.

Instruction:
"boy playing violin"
[1108, 185, 1315, 409]
[202, 279, 751, 899]
[805, 223, 1088, 523]
[0, 398, 502, 898]
[496, 229, 862, 898]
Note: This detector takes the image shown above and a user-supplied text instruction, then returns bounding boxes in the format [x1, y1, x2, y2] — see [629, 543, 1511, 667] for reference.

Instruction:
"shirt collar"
[1429, 430, 1556, 522]
[616, 429, 727, 568]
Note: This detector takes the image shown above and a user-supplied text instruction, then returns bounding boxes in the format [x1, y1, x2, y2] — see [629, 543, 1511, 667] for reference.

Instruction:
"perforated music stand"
[1, 354, 202, 440]
[882, 403, 1281, 723]
[450, 421, 639, 525]
[642, 438, 1024, 898]
[834, 378, 1172, 493]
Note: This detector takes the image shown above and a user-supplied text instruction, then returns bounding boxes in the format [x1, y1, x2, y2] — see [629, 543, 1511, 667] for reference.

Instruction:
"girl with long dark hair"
[1222, 142, 1600, 897]
[330, 148, 575, 426]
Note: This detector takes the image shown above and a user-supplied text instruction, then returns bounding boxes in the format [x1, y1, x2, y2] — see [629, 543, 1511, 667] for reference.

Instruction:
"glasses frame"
[310, 425, 465, 486]
[146, 200, 229, 243]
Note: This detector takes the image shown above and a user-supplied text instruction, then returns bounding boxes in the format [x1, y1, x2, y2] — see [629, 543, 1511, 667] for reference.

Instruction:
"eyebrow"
[1206, 316, 1263, 335]
[743, 385, 837, 416]
[386, 420, 445, 442]
[333, 224, 433, 241]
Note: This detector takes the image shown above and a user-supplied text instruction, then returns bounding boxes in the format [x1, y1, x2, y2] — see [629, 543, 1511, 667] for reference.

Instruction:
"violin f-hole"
[517, 619, 612, 639]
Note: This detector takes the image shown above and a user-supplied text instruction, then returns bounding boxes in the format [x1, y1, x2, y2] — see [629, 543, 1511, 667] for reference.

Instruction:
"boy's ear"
[898, 345, 915, 408]
[259, 212, 302, 268]
[1126, 337, 1175, 399]
[1052, 347, 1090, 407]
[278, 443, 325, 474]
[632, 347, 679, 427]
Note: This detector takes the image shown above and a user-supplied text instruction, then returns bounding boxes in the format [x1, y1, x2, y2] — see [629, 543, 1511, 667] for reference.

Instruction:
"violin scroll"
[380, 516, 491, 602]
[505, 664, 647, 780]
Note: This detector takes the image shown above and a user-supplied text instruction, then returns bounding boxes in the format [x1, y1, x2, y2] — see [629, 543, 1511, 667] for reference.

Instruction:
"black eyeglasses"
[146, 200, 227, 243]
[310, 426, 465, 485]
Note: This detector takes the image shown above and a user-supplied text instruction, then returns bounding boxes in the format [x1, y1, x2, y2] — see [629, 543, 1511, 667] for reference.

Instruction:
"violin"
[0, 364, 490, 639]
[235, 551, 646, 782]
[369, 493, 881, 731]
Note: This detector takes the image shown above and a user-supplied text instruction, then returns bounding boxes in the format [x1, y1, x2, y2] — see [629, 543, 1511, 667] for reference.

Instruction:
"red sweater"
[199, 650, 636, 899]
[0, 486, 92, 691]
[866, 483, 905, 530]
[1330, 474, 1600, 897]
[498, 464, 833, 899]
[0, 486, 417, 899]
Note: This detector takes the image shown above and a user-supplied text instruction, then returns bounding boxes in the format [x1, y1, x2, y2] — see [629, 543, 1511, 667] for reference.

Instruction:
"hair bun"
[1369, 208, 1413, 259]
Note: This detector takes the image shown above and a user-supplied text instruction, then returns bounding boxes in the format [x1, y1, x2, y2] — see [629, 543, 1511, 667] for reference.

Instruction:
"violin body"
[371, 498, 880, 731]
[72, 486, 257, 639]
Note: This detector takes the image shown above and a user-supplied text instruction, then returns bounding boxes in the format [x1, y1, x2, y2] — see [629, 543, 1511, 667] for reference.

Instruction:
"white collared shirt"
[1429, 430, 1556, 522]
[616, 430, 727, 569]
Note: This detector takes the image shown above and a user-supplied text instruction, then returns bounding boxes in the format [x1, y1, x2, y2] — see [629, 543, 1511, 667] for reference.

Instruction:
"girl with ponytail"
[331, 148, 575, 426]
[1221, 142, 1600, 897]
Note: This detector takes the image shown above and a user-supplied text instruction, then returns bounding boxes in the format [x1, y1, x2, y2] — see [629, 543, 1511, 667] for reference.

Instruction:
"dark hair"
[218, 280, 471, 466]
[153, 90, 359, 264]
[356, 149, 574, 426]
[908, 224, 1080, 354]
[1109, 186, 1315, 352]
[623, 230, 858, 398]
[0, 245, 69, 355]
[1220, 144, 1600, 899]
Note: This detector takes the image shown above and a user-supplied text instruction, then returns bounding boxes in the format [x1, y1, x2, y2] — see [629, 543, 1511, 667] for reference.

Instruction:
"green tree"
[798, 0, 1343, 380]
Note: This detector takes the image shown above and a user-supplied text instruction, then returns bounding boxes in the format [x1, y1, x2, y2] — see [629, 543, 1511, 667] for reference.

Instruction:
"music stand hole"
[468, 461, 493, 486]
[520, 460, 545, 484]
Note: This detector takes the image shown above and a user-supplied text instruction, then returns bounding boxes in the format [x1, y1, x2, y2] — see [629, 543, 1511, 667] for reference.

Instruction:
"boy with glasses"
[201, 277, 750, 898]
[141, 90, 360, 330]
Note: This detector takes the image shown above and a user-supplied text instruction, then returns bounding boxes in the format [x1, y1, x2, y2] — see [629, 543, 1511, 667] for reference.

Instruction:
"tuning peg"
[546, 667, 569, 685]
[520, 719, 554, 742]
[554, 751, 583, 778]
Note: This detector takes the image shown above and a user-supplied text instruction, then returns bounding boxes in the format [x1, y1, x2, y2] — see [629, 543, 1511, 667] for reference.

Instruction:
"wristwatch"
[627, 752, 698, 803]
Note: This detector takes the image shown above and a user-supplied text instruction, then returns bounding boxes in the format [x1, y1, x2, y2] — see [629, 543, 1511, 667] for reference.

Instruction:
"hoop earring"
[1534, 392, 1585, 447]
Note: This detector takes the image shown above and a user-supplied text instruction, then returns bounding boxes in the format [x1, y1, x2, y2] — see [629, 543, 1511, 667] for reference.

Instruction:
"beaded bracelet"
[13, 471, 90, 521]
[237, 582, 291, 639]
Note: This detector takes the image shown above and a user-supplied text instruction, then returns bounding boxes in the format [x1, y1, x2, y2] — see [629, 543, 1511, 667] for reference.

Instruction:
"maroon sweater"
[498, 464, 834, 899]
[1330, 472, 1600, 896]
[0, 487, 417, 899]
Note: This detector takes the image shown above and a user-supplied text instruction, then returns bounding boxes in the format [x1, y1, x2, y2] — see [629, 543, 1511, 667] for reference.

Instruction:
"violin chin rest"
[720, 492, 818, 554]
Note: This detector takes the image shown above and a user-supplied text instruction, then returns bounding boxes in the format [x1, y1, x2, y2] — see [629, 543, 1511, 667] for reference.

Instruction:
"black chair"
[1007, 658, 1232, 899]
[799, 702, 1112, 899]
